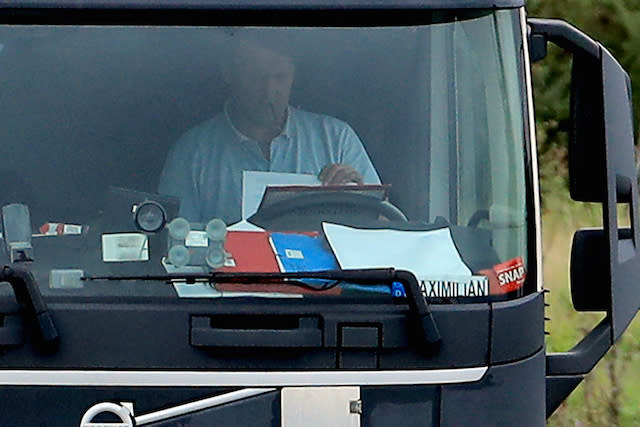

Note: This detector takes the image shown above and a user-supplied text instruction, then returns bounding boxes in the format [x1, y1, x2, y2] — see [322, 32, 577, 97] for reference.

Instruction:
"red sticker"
[480, 256, 526, 295]
[39, 223, 61, 235]
[39, 223, 84, 236]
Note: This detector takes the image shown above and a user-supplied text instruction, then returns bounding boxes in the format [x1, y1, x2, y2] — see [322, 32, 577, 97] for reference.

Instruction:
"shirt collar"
[223, 101, 295, 142]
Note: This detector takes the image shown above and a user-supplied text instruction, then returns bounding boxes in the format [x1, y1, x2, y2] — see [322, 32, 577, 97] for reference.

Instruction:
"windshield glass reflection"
[0, 10, 530, 301]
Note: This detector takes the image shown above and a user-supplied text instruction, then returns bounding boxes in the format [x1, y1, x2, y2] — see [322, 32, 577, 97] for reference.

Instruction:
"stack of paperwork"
[322, 223, 488, 298]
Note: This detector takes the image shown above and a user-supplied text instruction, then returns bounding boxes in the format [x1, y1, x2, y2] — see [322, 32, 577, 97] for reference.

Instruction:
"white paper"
[227, 219, 265, 232]
[49, 269, 84, 289]
[101, 233, 149, 262]
[185, 230, 208, 247]
[161, 257, 206, 274]
[242, 171, 321, 219]
[172, 283, 222, 298]
[322, 223, 471, 279]
[172, 283, 301, 299]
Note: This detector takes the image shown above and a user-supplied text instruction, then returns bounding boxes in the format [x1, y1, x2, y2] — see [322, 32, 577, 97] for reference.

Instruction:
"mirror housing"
[569, 47, 636, 204]
[570, 228, 609, 312]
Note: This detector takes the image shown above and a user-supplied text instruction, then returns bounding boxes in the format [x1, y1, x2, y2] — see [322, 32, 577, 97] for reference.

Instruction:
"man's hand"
[318, 164, 364, 185]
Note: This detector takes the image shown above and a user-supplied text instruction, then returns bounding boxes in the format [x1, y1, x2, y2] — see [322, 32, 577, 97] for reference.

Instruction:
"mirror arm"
[528, 18, 600, 59]
[546, 317, 611, 376]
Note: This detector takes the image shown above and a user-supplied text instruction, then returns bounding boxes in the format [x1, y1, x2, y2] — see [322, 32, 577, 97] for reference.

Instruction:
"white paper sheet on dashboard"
[322, 223, 471, 279]
[172, 283, 302, 299]
[242, 171, 321, 219]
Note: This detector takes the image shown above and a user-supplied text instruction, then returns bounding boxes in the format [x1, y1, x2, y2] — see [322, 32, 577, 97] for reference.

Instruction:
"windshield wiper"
[85, 268, 441, 355]
[0, 266, 59, 352]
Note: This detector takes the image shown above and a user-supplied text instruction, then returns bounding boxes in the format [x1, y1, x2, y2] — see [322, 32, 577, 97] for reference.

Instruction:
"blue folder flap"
[269, 232, 339, 272]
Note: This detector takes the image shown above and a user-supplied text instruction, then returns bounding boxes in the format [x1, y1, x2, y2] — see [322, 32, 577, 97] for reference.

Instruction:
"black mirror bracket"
[527, 18, 599, 59]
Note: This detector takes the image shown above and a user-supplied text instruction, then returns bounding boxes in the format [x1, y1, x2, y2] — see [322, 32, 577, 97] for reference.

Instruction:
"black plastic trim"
[0, 0, 525, 10]
[491, 292, 544, 364]
[0, 297, 480, 369]
[546, 376, 583, 418]
[442, 348, 546, 426]
[191, 315, 323, 348]
[0, 6, 517, 26]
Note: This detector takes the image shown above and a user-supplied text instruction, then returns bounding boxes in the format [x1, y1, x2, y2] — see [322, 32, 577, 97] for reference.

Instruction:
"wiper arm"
[85, 268, 441, 355]
[0, 266, 59, 352]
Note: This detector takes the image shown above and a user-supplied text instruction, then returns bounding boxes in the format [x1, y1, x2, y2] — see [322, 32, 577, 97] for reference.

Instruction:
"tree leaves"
[529, 0, 640, 146]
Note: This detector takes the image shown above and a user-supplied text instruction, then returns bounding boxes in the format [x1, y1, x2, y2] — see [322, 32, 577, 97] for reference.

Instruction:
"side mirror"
[570, 42, 639, 343]
[529, 17, 640, 416]
[569, 46, 636, 206]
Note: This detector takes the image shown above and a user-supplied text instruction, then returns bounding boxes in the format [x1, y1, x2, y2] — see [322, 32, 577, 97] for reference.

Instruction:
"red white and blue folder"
[215, 231, 341, 295]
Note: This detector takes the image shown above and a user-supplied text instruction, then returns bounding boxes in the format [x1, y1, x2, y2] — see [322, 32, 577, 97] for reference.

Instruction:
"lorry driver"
[158, 34, 381, 225]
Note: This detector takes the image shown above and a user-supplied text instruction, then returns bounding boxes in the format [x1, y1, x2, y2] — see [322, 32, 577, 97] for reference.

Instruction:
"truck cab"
[0, 1, 637, 425]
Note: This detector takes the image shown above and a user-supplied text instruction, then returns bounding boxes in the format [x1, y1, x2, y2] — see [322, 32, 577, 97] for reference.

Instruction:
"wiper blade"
[85, 268, 441, 355]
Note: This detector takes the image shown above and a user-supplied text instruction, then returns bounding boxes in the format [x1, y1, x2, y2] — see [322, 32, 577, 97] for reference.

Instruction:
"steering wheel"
[248, 191, 408, 230]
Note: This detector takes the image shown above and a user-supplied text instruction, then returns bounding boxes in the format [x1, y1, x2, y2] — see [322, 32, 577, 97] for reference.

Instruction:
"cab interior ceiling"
[0, 27, 435, 225]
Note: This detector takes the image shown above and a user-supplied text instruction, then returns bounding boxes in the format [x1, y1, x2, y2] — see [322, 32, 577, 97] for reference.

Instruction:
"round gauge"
[134, 200, 167, 233]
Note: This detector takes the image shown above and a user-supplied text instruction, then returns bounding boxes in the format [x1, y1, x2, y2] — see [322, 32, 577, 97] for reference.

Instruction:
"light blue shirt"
[158, 106, 381, 224]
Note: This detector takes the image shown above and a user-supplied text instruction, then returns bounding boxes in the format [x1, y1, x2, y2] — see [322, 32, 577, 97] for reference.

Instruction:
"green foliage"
[528, 0, 640, 153]
[528, 0, 640, 208]
[528, 1, 640, 425]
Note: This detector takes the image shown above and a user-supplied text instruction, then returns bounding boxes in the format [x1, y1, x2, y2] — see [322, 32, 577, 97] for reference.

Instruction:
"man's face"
[228, 43, 295, 132]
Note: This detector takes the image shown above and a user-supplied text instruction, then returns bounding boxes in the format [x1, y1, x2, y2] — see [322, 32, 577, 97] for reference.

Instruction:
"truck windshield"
[0, 9, 530, 302]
